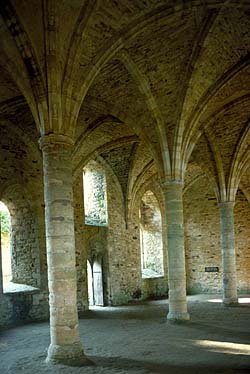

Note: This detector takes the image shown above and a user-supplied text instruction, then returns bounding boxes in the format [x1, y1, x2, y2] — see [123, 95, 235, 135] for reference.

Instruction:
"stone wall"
[0, 124, 49, 327]
[74, 167, 110, 310]
[0, 123, 47, 288]
[0, 289, 49, 327]
[73, 172, 88, 312]
[184, 174, 250, 294]
[128, 178, 168, 301]
[103, 162, 167, 304]
[96, 161, 139, 305]
[1, 119, 248, 329]
[74, 160, 169, 307]
[85, 225, 109, 305]
[3, 185, 41, 287]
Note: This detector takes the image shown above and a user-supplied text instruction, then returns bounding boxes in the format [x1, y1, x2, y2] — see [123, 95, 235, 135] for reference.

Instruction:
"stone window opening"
[0, 195, 40, 294]
[83, 160, 108, 226]
[139, 191, 164, 279]
[0, 201, 12, 286]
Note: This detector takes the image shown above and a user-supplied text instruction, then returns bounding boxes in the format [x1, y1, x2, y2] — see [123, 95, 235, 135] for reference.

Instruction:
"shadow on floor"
[89, 355, 250, 374]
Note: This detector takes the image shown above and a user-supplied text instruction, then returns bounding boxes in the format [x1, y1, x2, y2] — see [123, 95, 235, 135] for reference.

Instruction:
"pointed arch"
[183, 93, 250, 176]
[62, 0, 99, 111]
[228, 120, 250, 201]
[173, 9, 219, 179]
[0, 0, 46, 132]
[70, 1, 236, 132]
[204, 129, 227, 202]
[182, 54, 250, 165]
[117, 51, 171, 176]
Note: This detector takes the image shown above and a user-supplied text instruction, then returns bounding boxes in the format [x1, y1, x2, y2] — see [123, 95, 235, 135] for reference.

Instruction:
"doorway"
[87, 258, 104, 306]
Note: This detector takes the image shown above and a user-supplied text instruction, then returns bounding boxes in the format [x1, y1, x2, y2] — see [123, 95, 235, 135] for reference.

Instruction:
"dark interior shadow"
[89, 355, 250, 374]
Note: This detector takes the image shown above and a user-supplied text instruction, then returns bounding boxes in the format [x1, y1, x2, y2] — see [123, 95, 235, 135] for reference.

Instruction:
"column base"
[167, 311, 190, 323]
[223, 298, 238, 307]
[46, 343, 93, 367]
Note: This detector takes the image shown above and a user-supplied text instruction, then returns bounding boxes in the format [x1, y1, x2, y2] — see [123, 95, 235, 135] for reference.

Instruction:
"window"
[0, 201, 12, 284]
[83, 160, 108, 226]
[139, 191, 164, 278]
[0, 187, 40, 291]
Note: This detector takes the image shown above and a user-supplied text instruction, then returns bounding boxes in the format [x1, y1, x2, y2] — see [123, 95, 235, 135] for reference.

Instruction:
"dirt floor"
[0, 295, 250, 374]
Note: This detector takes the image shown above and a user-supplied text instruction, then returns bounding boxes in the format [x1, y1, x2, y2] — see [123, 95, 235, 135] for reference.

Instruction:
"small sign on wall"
[205, 266, 219, 272]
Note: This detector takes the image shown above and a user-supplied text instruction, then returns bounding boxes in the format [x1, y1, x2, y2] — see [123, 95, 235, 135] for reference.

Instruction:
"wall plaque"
[205, 266, 219, 272]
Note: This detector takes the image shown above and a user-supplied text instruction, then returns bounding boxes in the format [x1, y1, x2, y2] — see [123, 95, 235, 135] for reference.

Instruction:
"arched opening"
[0, 201, 11, 285]
[87, 258, 104, 306]
[1, 185, 41, 291]
[139, 191, 164, 279]
[83, 160, 108, 226]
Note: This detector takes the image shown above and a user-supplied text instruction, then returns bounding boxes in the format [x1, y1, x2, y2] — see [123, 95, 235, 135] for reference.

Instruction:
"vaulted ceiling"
[0, 0, 249, 203]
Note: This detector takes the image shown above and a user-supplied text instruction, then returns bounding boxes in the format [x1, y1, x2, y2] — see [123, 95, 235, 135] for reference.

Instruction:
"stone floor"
[0, 295, 250, 373]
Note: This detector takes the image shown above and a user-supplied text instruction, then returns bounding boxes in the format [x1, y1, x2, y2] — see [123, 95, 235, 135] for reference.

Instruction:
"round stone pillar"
[39, 134, 88, 365]
[163, 180, 190, 322]
[219, 201, 238, 306]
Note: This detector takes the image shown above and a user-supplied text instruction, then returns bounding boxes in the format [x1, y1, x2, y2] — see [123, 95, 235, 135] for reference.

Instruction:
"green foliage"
[0, 210, 11, 234]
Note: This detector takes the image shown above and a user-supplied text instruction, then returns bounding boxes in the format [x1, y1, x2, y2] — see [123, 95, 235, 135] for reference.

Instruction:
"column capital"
[218, 201, 235, 209]
[39, 134, 74, 151]
[160, 178, 184, 190]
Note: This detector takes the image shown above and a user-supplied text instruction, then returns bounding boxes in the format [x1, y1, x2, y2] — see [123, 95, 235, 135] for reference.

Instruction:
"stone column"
[39, 134, 88, 366]
[163, 180, 190, 322]
[219, 201, 238, 305]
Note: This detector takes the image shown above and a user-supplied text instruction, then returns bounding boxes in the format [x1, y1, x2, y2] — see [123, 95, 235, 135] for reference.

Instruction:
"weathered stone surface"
[163, 180, 190, 322]
[39, 134, 87, 364]
[184, 174, 250, 295]
[0, 1, 249, 365]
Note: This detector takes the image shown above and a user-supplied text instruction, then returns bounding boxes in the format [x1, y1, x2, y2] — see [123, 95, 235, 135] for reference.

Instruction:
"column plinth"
[219, 201, 238, 306]
[162, 179, 190, 322]
[39, 134, 90, 366]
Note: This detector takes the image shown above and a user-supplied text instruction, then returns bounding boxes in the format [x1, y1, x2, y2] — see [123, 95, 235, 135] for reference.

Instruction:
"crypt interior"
[0, 1, 250, 373]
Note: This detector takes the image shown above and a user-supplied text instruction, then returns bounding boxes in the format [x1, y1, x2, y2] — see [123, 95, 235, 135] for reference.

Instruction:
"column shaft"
[40, 135, 88, 365]
[219, 202, 238, 305]
[164, 180, 189, 322]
